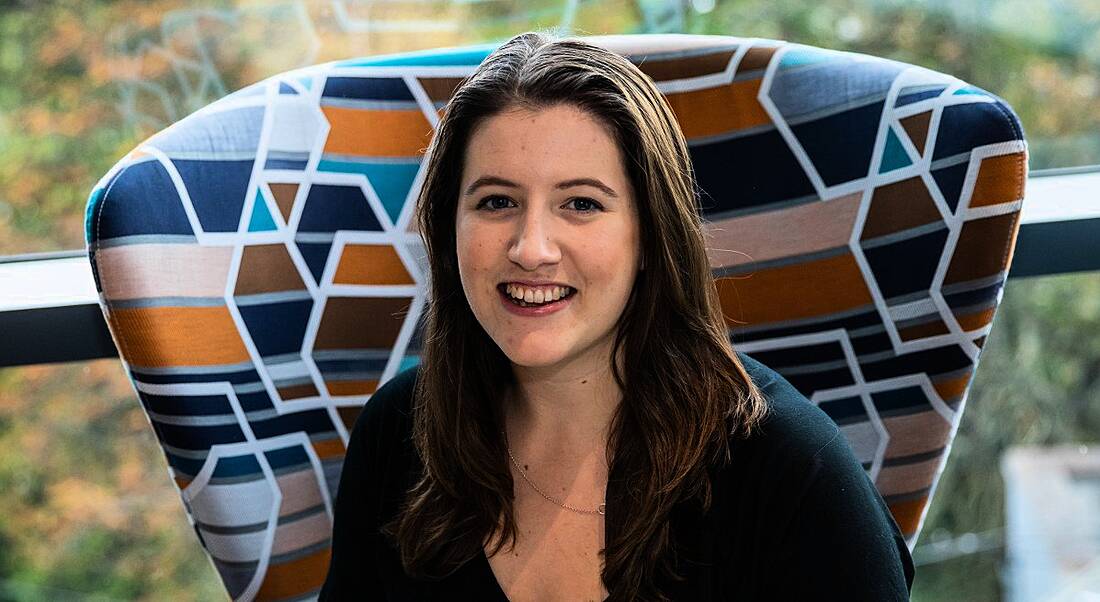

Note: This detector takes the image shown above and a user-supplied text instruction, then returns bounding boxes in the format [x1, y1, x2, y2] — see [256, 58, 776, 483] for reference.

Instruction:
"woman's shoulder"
[349, 364, 420, 442]
[734, 351, 847, 467]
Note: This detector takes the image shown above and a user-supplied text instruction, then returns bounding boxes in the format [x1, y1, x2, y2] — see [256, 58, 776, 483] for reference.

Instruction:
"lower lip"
[498, 288, 574, 316]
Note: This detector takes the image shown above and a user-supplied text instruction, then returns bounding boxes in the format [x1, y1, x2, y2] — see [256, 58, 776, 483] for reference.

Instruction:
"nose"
[507, 205, 561, 271]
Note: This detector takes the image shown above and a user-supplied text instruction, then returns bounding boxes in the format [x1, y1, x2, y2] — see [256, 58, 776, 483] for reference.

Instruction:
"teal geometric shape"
[880, 127, 912, 173]
[953, 86, 986, 97]
[248, 190, 278, 232]
[85, 186, 105, 245]
[399, 356, 421, 372]
[335, 43, 497, 68]
[317, 159, 421, 225]
[779, 46, 836, 69]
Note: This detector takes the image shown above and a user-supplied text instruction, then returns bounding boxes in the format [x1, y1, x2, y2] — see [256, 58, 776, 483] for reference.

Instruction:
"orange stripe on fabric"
[932, 372, 972, 403]
[714, 253, 872, 326]
[970, 152, 1026, 208]
[108, 306, 250, 367]
[326, 380, 379, 396]
[254, 547, 330, 600]
[321, 106, 432, 157]
[888, 496, 927, 537]
[956, 306, 996, 332]
[333, 245, 414, 285]
[666, 79, 771, 139]
[311, 438, 346, 460]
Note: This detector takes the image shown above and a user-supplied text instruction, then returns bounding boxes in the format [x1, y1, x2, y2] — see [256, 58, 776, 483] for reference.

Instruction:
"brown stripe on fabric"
[333, 244, 414, 285]
[321, 106, 433, 157]
[109, 306, 251, 367]
[254, 546, 330, 600]
[314, 297, 411, 350]
[956, 306, 996, 332]
[98, 244, 234, 300]
[236, 244, 307, 295]
[932, 371, 971, 404]
[311, 438, 346, 460]
[887, 495, 927, 537]
[634, 49, 736, 81]
[268, 183, 299, 223]
[417, 77, 466, 103]
[875, 455, 941, 498]
[880, 409, 952, 457]
[337, 406, 362, 431]
[704, 192, 860, 269]
[714, 252, 873, 326]
[861, 177, 941, 240]
[899, 111, 932, 156]
[970, 152, 1026, 208]
[974, 335, 986, 348]
[326, 379, 379, 396]
[944, 211, 1021, 285]
[278, 382, 319, 400]
[666, 78, 771, 139]
[898, 318, 949, 341]
[736, 45, 780, 74]
[174, 475, 192, 490]
[271, 511, 332, 557]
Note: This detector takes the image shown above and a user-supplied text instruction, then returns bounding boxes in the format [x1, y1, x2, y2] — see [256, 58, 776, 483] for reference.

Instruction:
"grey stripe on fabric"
[212, 556, 262, 571]
[263, 352, 304, 365]
[704, 192, 820, 221]
[269, 538, 332, 566]
[96, 234, 199, 248]
[245, 408, 281, 422]
[628, 44, 740, 62]
[277, 503, 327, 526]
[148, 410, 241, 427]
[293, 232, 335, 244]
[687, 122, 777, 147]
[110, 297, 225, 309]
[133, 361, 257, 376]
[234, 291, 313, 306]
[163, 443, 211, 460]
[784, 92, 889, 127]
[267, 150, 310, 161]
[164, 150, 258, 161]
[320, 152, 420, 165]
[885, 289, 935, 307]
[271, 461, 315, 477]
[713, 245, 850, 277]
[322, 371, 383, 381]
[198, 519, 269, 536]
[883, 447, 947, 467]
[860, 221, 949, 251]
[729, 303, 878, 337]
[312, 348, 392, 361]
[319, 97, 421, 111]
[772, 359, 851, 376]
[884, 486, 933, 505]
[941, 271, 1007, 296]
[234, 381, 269, 394]
[208, 472, 267, 486]
[930, 151, 972, 171]
[270, 376, 314, 388]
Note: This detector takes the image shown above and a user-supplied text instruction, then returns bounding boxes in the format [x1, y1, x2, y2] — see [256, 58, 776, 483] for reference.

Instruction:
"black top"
[320, 353, 915, 600]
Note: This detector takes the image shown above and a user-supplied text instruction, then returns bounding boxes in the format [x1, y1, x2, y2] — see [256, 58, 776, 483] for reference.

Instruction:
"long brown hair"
[386, 32, 768, 601]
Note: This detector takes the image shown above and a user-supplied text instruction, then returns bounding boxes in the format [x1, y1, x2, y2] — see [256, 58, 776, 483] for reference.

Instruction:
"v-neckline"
[475, 463, 621, 601]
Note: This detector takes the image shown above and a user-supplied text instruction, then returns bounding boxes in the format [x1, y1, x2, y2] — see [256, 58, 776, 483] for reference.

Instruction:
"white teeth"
[504, 284, 573, 304]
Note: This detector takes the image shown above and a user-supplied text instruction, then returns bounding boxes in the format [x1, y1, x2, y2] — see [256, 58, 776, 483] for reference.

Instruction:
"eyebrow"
[462, 175, 619, 198]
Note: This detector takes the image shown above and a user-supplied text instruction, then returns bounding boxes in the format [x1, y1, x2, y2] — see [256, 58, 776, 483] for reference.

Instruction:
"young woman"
[321, 32, 914, 601]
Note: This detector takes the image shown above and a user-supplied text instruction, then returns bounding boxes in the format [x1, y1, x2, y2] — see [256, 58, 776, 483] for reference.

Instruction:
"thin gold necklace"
[504, 432, 606, 516]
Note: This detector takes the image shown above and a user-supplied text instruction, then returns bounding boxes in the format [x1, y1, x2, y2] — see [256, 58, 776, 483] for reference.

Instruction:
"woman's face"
[455, 103, 641, 375]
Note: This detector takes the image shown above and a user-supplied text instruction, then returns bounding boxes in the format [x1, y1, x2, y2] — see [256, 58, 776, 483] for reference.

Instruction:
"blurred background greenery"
[0, 0, 1097, 599]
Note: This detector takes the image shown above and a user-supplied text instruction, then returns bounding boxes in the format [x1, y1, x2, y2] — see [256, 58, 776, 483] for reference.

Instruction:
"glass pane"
[0, 359, 222, 599]
[1, 0, 1096, 257]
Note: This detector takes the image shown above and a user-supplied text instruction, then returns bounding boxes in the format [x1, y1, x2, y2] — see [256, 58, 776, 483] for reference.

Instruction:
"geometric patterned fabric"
[84, 34, 1027, 601]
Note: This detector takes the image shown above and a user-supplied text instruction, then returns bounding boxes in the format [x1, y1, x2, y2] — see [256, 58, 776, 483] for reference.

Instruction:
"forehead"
[461, 104, 628, 186]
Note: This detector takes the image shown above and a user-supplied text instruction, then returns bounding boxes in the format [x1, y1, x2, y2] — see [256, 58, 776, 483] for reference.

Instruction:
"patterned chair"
[84, 34, 1027, 600]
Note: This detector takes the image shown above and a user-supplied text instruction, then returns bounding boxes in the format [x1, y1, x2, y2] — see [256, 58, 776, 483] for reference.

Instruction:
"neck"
[505, 359, 621, 457]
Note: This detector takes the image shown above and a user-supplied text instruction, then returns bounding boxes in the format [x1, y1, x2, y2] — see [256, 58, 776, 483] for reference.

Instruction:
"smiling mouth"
[498, 283, 577, 308]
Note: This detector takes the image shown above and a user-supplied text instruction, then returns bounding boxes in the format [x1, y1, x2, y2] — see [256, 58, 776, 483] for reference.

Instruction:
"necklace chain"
[505, 436, 606, 516]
